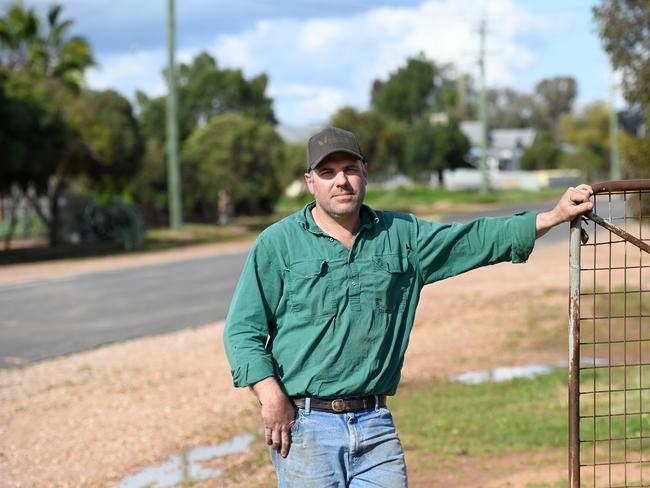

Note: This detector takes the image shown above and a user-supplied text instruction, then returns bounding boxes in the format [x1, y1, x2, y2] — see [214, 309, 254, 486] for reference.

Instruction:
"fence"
[569, 180, 650, 487]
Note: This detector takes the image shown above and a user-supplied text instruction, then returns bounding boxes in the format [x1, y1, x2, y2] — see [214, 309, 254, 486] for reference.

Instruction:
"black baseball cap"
[306, 127, 365, 171]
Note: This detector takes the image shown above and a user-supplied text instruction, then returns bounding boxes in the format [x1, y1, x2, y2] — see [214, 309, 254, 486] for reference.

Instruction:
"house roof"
[460, 121, 536, 150]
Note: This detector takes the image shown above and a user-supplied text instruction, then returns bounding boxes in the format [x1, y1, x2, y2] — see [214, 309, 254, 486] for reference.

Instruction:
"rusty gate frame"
[569, 179, 650, 487]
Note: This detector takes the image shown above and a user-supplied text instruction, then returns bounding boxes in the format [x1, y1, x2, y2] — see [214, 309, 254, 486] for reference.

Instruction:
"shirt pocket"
[371, 252, 411, 313]
[287, 259, 336, 319]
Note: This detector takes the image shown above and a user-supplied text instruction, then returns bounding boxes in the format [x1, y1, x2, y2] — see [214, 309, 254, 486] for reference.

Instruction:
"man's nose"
[334, 170, 349, 186]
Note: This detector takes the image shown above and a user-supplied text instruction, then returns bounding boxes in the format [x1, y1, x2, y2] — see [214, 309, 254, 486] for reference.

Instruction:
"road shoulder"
[0, 239, 254, 286]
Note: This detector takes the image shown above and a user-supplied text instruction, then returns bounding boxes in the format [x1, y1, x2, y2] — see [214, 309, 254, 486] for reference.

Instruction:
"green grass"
[277, 185, 565, 214]
[143, 215, 283, 249]
[391, 369, 569, 456]
[144, 187, 564, 250]
[365, 186, 564, 212]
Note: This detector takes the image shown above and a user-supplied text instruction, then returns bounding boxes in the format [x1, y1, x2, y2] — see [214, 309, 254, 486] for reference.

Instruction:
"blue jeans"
[270, 402, 408, 487]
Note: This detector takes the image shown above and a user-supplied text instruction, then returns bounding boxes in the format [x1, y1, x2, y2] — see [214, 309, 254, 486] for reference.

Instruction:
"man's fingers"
[569, 187, 591, 203]
[280, 427, 291, 457]
[265, 427, 273, 446]
[573, 201, 593, 216]
[575, 184, 593, 195]
[271, 429, 282, 452]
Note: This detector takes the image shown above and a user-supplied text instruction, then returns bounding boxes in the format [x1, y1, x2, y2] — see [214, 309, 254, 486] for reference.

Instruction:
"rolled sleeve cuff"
[230, 355, 276, 388]
[510, 211, 537, 263]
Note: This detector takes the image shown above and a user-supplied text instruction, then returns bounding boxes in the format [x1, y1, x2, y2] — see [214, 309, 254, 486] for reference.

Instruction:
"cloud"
[210, 0, 555, 125]
[268, 84, 348, 125]
[86, 48, 167, 98]
[84, 0, 563, 125]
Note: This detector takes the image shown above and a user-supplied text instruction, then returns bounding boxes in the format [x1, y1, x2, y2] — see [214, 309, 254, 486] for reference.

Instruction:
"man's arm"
[224, 238, 295, 456]
[251, 377, 296, 458]
[535, 184, 594, 239]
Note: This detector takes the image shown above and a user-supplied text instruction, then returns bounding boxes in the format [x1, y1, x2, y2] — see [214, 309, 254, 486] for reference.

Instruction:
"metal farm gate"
[569, 180, 650, 487]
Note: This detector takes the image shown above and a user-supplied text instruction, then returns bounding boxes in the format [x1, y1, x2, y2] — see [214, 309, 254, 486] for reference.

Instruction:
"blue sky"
[16, 0, 613, 127]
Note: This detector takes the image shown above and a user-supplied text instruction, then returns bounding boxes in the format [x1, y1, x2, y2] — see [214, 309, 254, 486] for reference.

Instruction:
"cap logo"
[318, 137, 328, 145]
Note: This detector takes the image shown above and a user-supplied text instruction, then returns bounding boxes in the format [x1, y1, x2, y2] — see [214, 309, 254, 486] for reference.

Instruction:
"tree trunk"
[437, 168, 445, 187]
[47, 159, 68, 246]
[48, 191, 62, 246]
[218, 190, 233, 225]
[3, 191, 20, 251]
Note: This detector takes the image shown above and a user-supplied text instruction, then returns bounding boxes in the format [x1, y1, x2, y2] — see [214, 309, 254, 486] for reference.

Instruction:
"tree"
[520, 132, 562, 170]
[594, 1, 650, 110]
[0, 72, 65, 196]
[594, 1, 650, 179]
[487, 88, 536, 129]
[0, 3, 93, 90]
[135, 52, 278, 221]
[276, 141, 306, 190]
[179, 52, 275, 126]
[559, 101, 611, 179]
[365, 55, 471, 182]
[137, 51, 276, 145]
[182, 114, 284, 221]
[0, 2, 99, 245]
[371, 54, 455, 123]
[532, 76, 577, 139]
[69, 89, 143, 192]
[0, 77, 143, 244]
[330, 106, 407, 177]
[0, 70, 67, 246]
[0, 2, 39, 72]
[402, 120, 470, 184]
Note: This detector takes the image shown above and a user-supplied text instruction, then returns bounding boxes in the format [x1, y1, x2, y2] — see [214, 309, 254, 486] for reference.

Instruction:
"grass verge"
[391, 369, 569, 457]
[236, 371, 571, 486]
[277, 185, 565, 214]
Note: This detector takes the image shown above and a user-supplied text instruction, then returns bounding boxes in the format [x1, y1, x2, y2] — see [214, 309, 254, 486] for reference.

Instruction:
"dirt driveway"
[1, 236, 574, 487]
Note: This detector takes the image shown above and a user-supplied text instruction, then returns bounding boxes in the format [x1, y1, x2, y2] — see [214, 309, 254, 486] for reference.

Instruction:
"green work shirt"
[223, 202, 537, 397]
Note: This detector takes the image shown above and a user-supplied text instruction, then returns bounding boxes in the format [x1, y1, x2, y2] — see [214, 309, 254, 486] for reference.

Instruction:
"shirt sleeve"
[413, 211, 537, 285]
[223, 236, 283, 388]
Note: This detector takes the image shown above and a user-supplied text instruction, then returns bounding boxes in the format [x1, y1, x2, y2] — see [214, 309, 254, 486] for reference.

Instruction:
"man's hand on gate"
[252, 376, 296, 458]
[536, 184, 594, 239]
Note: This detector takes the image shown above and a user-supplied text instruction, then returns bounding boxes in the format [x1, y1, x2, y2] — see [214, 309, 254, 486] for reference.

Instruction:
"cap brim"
[309, 149, 365, 171]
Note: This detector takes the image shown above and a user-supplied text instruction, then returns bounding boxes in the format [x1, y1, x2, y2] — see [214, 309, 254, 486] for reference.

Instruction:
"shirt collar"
[296, 201, 379, 233]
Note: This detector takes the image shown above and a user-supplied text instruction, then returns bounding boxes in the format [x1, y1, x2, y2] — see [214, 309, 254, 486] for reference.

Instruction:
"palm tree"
[0, 3, 40, 72]
[0, 2, 96, 245]
[0, 3, 94, 90]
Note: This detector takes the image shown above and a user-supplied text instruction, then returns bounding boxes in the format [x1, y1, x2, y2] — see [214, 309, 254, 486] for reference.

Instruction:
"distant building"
[460, 121, 536, 171]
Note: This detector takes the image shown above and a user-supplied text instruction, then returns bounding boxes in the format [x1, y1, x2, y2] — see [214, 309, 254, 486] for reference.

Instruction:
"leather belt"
[292, 395, 387, 413]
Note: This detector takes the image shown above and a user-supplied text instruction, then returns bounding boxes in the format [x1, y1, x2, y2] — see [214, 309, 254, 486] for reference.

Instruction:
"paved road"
[0, 250, 247, 368]
[0, 201, 566, 368]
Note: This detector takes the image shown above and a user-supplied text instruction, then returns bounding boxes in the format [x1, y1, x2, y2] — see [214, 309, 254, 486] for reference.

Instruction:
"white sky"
[16, 0, 613, 127]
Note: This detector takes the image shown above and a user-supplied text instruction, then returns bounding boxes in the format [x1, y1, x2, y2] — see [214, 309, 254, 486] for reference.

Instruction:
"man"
[224, 126, 593, 487]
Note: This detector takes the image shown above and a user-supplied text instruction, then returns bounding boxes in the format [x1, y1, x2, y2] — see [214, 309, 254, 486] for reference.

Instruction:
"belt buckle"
[331, 399, 345, 412]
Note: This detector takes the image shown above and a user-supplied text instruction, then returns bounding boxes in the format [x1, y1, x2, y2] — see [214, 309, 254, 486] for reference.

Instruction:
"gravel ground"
[1, 237, 587, 487]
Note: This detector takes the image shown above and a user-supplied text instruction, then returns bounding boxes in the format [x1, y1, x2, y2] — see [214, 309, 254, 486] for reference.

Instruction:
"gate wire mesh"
[570, 180, 650, 487]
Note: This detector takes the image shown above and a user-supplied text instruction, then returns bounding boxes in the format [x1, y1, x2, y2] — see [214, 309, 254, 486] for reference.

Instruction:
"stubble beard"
[320, 189, 366, 219]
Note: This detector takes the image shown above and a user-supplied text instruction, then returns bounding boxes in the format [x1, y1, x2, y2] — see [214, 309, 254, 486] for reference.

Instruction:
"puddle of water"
[449, 358, 608, 385]
[113, 433, 255, 488]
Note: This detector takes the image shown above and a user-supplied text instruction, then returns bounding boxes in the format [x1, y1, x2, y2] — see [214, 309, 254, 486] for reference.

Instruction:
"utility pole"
[457, 73, 466, 119]
[609, 73, 621, 181]
[478, 17, 490, 194]
[166, 0, 182, 229]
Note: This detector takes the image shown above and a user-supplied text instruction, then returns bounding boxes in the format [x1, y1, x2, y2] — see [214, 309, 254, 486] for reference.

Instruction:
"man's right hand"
[252, 376, 296, 458]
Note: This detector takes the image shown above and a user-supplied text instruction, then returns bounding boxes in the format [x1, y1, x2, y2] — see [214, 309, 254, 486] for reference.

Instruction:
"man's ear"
[304, 172, 315, 195]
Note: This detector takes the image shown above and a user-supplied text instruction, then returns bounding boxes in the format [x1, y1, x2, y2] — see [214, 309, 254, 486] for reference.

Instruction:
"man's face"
[305, 152, 368, 219]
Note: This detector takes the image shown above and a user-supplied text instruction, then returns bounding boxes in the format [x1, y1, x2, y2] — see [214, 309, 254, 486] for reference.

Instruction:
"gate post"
[569, 216, 582, 488]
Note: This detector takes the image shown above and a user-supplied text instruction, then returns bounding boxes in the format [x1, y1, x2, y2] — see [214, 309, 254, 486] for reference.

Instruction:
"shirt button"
[329, 237, 334, 242]
[351, 281, 357, 286]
